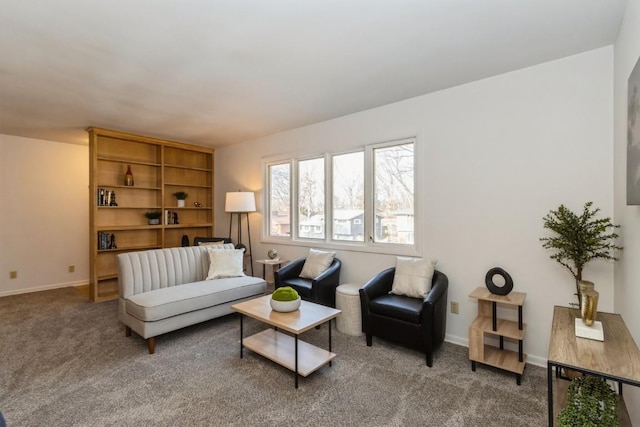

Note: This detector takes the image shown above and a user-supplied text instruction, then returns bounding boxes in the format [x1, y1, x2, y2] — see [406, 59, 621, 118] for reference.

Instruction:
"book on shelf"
[164, 210, 179, 225]
[98, 232, 117, 250]
[96, 187, 117, 206]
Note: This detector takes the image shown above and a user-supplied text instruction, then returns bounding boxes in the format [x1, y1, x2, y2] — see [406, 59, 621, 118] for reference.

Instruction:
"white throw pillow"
[197, 240, 226, 246]
[390, 257, 437, 298]
[202, 243, 235, 250]
[299, 249, 336, 279]
[206, 248, 245, 279]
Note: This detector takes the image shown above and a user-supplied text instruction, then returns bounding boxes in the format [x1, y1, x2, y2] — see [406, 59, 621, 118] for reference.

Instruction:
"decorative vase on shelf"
[124, 165, 134, 186]
[177, 199, 185, 208]
[578, 280, 596, 322]
[581, 289, 599, 326]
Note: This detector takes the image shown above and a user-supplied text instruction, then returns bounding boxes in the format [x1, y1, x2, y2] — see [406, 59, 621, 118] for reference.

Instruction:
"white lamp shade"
[225, 192, 256, 213]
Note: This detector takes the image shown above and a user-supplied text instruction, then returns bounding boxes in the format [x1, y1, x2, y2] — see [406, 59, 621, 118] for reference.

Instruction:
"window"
[332, 151, 364, 241]
[373, 142, 414, 244]
[264, 137, 416, 252]
[267, 162, 290, 237]
[297, 157, 325, 239]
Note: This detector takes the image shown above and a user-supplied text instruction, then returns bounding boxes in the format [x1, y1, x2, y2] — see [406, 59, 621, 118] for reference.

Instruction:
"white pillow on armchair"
[390, 257, 437, 298]
[299, 249, 336, 279]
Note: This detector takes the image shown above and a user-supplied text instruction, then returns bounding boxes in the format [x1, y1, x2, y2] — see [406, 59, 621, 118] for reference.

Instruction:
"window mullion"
[325, 152, 332, 243]
[364, 146, 374, 246]
[292, 159, 299, 240]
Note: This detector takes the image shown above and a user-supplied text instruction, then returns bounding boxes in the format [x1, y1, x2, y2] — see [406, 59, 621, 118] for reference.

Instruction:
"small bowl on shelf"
[270, 296, 301, 312]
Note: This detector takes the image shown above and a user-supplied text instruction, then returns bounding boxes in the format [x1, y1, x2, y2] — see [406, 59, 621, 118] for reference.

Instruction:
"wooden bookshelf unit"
[88, 127, 214, 302]
[468, 287, 527, 385]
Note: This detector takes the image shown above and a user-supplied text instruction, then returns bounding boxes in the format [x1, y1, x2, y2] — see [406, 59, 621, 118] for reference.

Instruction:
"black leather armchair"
[274, 258, 342, 307]
[359, 267, 448, 367]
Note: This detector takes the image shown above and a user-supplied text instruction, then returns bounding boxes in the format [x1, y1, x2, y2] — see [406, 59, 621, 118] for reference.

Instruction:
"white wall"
[215, 47, 614, 366]
[0, 135, 89, 296]
[614, 0, 640, 422]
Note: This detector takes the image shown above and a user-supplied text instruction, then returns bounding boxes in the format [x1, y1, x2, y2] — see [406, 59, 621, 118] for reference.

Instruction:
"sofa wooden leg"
[147, 337, 155, 354]
[426, 352, 433, 367]
[366, 334, 372, 346]
[125, 326, 131, 337]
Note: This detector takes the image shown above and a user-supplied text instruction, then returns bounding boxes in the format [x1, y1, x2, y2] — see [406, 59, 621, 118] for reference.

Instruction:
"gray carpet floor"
[0, 287, 547, 426]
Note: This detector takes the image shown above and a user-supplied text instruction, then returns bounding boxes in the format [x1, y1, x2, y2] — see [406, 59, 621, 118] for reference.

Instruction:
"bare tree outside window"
[374, 143, 414, 244]
[268, 163, 290, 237]
[298, 158, 325, 239]
[333, 151, 364, 241]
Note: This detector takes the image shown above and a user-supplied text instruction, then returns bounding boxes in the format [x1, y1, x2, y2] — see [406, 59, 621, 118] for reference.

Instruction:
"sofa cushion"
[125, 276, 265, 322]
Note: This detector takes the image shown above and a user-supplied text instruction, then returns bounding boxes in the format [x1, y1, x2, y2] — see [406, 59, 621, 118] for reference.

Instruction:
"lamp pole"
[225, 191, 256, 276]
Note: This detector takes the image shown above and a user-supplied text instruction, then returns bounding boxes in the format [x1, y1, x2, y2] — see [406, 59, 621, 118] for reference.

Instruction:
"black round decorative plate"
[485, 267, 513, 295]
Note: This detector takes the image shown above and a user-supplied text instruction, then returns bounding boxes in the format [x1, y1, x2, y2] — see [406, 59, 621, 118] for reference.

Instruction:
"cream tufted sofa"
[117, 245, 266, 353]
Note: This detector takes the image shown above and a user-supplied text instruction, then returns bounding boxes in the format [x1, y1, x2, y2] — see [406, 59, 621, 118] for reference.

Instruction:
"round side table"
[336, 283, 363, 336]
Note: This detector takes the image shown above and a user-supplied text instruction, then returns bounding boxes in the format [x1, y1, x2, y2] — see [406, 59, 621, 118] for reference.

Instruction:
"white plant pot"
[270, 296, 301, 312]
[177, 199, 185, 208]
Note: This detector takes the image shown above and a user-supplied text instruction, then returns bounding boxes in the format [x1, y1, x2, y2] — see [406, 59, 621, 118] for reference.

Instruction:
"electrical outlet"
[68, 265, 75, 273]
[451, 301, 459, 314]
[9, 271, 17, 279]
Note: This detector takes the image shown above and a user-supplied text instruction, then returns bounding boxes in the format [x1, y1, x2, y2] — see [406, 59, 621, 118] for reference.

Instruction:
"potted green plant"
[270, 286, 301, 312]
[173, 191, 189, 208]
[540, 202, 622, 308]
[145, 210, 162, 225]
[557, 376, 618, 426]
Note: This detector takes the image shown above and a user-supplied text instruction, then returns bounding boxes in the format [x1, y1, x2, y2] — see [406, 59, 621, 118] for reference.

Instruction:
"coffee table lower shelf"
[243, 328, 336, 377]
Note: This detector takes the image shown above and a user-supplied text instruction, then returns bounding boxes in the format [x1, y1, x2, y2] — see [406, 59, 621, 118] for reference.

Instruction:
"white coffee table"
[231, 294, 341, 388]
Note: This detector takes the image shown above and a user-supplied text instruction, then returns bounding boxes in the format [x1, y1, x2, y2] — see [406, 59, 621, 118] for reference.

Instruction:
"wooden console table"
[547, 306, 640, 426]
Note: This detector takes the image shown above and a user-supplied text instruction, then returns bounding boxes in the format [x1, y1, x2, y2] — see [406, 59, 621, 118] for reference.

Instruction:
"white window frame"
[295, 155, 327, 242]
[261, 136, 421, 257]
[264, 160, 293, 241]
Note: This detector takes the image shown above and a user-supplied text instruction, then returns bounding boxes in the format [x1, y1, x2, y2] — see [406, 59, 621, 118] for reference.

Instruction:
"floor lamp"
[225, 191, 256, 275]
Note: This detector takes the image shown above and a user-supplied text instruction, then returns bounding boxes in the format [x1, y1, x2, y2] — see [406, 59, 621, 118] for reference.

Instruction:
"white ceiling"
[0, 0, 628, 148]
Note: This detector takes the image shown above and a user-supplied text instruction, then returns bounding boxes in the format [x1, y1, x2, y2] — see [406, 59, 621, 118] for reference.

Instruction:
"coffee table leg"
[329, 319, 332, 367]
[295, 334, 299, 389]
[240, 314, 244, 359]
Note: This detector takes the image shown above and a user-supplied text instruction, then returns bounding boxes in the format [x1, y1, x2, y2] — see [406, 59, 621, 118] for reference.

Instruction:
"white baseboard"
[445, 333, 468, 347]
[445, 333, 547, 368]
[0, 280, 89, 298]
